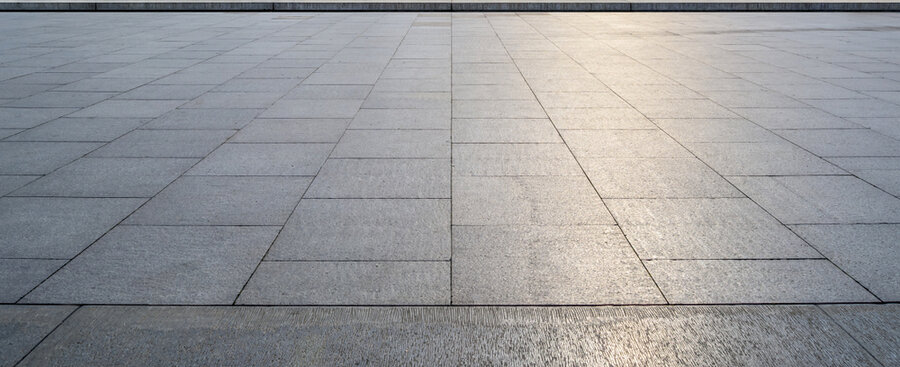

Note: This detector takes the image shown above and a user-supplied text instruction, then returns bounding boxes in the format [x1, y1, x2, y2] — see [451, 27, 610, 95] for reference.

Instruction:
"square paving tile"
[332, 130, 449, 159]
[268, 199, 449, 261]
[607, 198, 818, 259]
[646, 259, 878, 303]
[12, 158, 196, 197]
[791, 224, 900, 301]
[0, 142, 102, 175]
[23, 226, 278, 305]
[581, 158, 741, 198]
[562, 130, 692, 158]
[305, 159, 449, 199]
[237, 261, 450, 305]
[125, 176, 310, 226]
[188, 143, 332, 176]
[453, 176, 614, 225]
[453, 143, 582, 176]
[730, 175, 900, 224]
[452, 225, 665, 305]
[0, 259, 66, 302]
[0, 197, 145, 258]
[231, 119, 348, 143]
[89, 129, 234, 158]
[452, 118, 560, 143]
[686, 140, 843, 176]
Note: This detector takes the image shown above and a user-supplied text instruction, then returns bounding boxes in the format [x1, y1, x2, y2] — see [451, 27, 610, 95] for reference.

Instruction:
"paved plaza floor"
[0, 11, 899, 365]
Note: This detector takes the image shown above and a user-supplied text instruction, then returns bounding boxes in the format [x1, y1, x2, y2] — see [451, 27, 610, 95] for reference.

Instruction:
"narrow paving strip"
[0, 11, 899, 364]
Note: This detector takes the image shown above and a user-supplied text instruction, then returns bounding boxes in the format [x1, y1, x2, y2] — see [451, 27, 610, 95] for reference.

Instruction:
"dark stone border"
[0, 1, 897, 11]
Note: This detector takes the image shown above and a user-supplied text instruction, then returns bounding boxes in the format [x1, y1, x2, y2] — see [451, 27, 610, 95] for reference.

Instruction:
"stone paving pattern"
[0, 12, 899, 365]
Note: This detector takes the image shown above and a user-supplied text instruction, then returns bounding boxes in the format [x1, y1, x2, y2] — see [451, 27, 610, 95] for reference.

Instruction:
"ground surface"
[0, 12, 898, 365]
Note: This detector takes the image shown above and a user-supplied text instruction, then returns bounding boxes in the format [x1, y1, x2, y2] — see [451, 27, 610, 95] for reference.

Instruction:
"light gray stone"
[306, 159, 449, 199]
[777, 129, 900, 157]
[687, 140, 843, 175]
[188, 143, 332, 176]
[89, 130, 233, 158]
[12, 158, 196, 197]
[452, 118, 560, 143]
[231, 119, 348, 143]
[453, 143, 581, 176]
[0, 175, 37, 196]
[332, 130, 449, 159]
[143, 109, 260, 130]
[0, 107, 76, 129]
[261, 99, 363, 119]
[562, 130, 692, 158]
[68, 100, 184, 118]
[0, 142, 102, 175]
[350, 108, 450, 129]
[821, 304, 900, 366]
[581, 158, 741, 198]
[6, 118, 144, 142]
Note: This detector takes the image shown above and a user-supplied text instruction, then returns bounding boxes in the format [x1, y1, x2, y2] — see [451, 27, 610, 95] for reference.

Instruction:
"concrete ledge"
[0, 1, 898, 11]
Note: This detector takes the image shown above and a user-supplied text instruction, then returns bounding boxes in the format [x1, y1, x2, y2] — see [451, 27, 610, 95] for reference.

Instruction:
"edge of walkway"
[0, 1, 898, 11]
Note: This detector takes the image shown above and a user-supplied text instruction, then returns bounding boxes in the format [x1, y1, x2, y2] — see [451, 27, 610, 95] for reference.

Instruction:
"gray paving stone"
[13, 305, 882, 366]
[261, 99, 363, 119]
[733, 107, 860, 129]
[188, 143, 331, 176]
[231, 119, 348, 143]
[89, 129, 233, 158]
[0, 107, 76, 129]
[213, 78, 300, 93]
[23, 226, 278, 305]
[114, 84, 214, 100]
[0, 129, 22, 139]
[777, 129, 900, 157]
[452, 118, 560, 143]
[545, 108, 656, 130]
[4, 92, 115, 108]
[306, 159, 449, 199]
[350, 108, 450, 129]
[453, 176, 614, 225]
[849, 117, 900, 140]
[453, 143, 581, 176]
[562, 130, 692, 158]
[730, 175, 900, 224]
[332, 130, 449, 159]
[607, 198, 817, 259]
[13, 158, 196, 198]
[237, 261, 450, 305]
[687, 140, 843, 176]
[362, 92, 450, 109]
[791, 224, 900, 301]
[804, 98, 900, 118]
[0, 259, 65, 303]
[581, 158, 741, 198]
[68, 100, 184, 119]
[828, 157, 900, 196]
[0, 142, 101, 174]
[5, 118, 144, 142]
[646, 259, 878, 303]
[283, 85, 372, 100]
[453, 100, 546, 119]
[0, 197, 144, 258]
[182, 92, 282, 109]
[452, 84, 534, 100]
[268, 199, 449, 261]
[143, 109, 260, 130]
[821, 304, 900, 366]
[0, 175, 37, 196]
[629, 99, 738, 119]
[0, 305, 76, 367]
[453, 225, 664, 305]
[703, 90, 806, 108]
[655, 118, 777, 143]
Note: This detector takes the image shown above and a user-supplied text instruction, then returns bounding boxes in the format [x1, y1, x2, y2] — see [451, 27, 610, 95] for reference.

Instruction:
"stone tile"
[581, 158, 741, 198]
[114, 84, 214, 100]
[182, 92, 282, 109]
[0, 259, 66, 303]
[0, 129, 22, 139]
[188, 143, 331, 176]
[237, 261, 449, 305]
[213, 78, 299, 93]
[453, 225, 665, 305]
[777, 129, 900, 157]
[125, 176, 310, 226]
[730, 175, 900, 224]
[655, 118, 777, 143]
[68, 100, 184, 119]
[562, 130, 692, 158]
[703, 90, 806, 108]
[607, 198, 817, 259]
[629, 99, 738, 119]
[143, 109, 260, 130]
[452, 84, 534, 100]
[821, 304, 900, 366]
[260, 99, 363, 119]
[12, 158, 196, 198]
[804, 98, 900, 118]
[23, 226, 278, 305]
[283, 85, 372, 100]
[361, 92, 450, 109]
[268, 199, 450, 261]
[89, 130, 233, 158]
[231, 119, 348, 143]
[0, 305, 76, 367]
[452, 118, 560, 143]
[453, 143, 581, 176]
[16, 305, 881, 366]
[332, 130, 449, 159]
[6, 118, 144, 142]
[350, 108, 450, 129]
[4, 91, 115, 108]
[850, 117, 900, 140]
[0, 142, 102, 174]
[646, 259, 878, 303]
[791, 224, 900, 301]
[453, 176, 614, 225]
[0, 175, 38, 196]
[0, 197, 144, 258]
[535, 92, 629, 108]
[306, 159, 449, 199]
[687, 140, 843, 176]
[733, 108, 859, 129]
[0, 107, 76, 129]
[827, 157, 900, 196]
[546, 108, 656, 130]
[452, 100, 546, 119]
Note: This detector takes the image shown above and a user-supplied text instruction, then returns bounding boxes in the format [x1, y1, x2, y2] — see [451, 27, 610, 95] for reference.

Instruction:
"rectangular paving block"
[188, 143, 332, 176]
[0, 305, 76, 367]
[268, 199, 450, 261]
[6, 118, 145, 142]
[23, 226, 279, 305]
[283, 85, 372, 100]
[350, 108, 450, 129]
[89, 129, 234, 158]
[68, 100, 184, 119]
[546, 108, 656, 130]
[451, 118, 560, 143]
[581, 158, 742, 198]
[791, 224, 900, 301]
[5, 91, 115, 108]
[182, 92, 282, 109]
[261, 99, 363, 119]
[0, 107, 76, 128]
[332, 130, 450, 159]
[629, 99, 738, 119]
[607, 198, 818, 259]
[0, 259, 66, 303]
[453, 176, 614, 225]
[0, 197, 145, 258]
[453, 143, 582, 176]
[0, 175, 37, 196]
[452, 100, 547, 119]
[777, 129, 900, 157]
[231, 119, 348, 143]
[821, 304, 900, 367]
[645, 259, 878, 303]
[125, 176, 310, 226]
[0, 142, 101, 174]
[654, 118, 777, 143]
[732, 108, 859, 129]
[115, 84, 214, 100]
[453, 225, 664, 305]
[142, 108, 260, 130]
[562, 130, 692, 158]
[686, 140, 844, 176]
[237, 261, 450, 305]
[827, 157, 900, 196]
[361, 92, 450, 109]
[305, 159, 449, 199]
